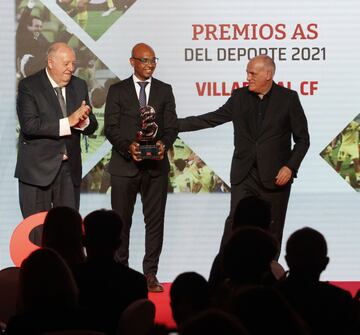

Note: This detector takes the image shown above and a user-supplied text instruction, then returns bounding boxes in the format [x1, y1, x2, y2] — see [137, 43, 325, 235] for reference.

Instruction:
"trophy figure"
[136, 105, 159, 159]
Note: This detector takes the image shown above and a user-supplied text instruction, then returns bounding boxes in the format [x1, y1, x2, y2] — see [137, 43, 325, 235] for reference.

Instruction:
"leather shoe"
[146, 273, 164, 293]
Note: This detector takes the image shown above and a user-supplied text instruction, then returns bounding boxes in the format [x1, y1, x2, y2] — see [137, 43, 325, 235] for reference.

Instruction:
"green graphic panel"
[56, 0, 137, 40]
[320, 115, 360, 191]
[81, 138, 230, 194]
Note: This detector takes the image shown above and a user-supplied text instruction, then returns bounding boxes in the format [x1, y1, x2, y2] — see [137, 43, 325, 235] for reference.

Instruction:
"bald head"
[47, 42, 75, 61]
[250, 55, 276, 76]
[47, 42, 76, 87]
[131, 43, 155, 58]
[130, 42, 157, 81]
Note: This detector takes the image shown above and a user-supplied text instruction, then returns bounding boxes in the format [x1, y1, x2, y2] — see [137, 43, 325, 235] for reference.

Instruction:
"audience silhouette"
[277, 227, 359, 335]
[170, 272, 210, 327]
[42, 206, 86, 272]
[230, 286, 310, 335]
[222, 227, 279, 286]
[1, 206, 358, 335]
[208, 196, 285, 292]
[4, 248, 86, 334]
[211, 226, 279, 311]
[74, 209, 148, 335]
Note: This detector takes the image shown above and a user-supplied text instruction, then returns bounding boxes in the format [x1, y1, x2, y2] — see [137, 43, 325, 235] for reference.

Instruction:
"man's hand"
[68, 100, 90, 127]
[156, 140, 165, 160]
[129, 142, 142, 161]
[74, 118, 89, 129]
[275, 166, 292, 186]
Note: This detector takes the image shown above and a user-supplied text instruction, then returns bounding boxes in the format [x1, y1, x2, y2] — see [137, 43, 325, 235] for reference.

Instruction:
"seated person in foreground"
[74, 209, 148, 335]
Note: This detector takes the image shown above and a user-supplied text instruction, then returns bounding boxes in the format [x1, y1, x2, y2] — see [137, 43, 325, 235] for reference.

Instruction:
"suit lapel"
[126, 77, 142, 111]
[66, 78, 76, 117]
[39, 70, 64, 118]
[148, 78, 159, 108]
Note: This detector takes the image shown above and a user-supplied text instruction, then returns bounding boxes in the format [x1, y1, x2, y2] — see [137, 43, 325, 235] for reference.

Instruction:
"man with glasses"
[105, 43, 178, 292]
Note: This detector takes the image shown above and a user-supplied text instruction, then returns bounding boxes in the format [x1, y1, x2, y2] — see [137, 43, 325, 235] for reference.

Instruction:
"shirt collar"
[132, 74, 152, 85]
[263, 82, 274, 98]
[248, 81, 274, 99]
[46, 67, 62, 88]
[45, 68, 69, 92]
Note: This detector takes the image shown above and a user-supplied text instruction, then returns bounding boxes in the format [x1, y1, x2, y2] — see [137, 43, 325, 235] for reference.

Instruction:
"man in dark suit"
[15, 42, 98, 219]
[179, 55, 310, 252]
[104, 43, 178, 292]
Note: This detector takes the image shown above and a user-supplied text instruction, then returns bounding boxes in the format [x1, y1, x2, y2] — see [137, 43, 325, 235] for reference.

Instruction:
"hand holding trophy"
[136, 105, 161, 160]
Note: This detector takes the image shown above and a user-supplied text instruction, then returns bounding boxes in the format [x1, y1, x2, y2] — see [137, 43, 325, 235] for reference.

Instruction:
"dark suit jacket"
[15, 69, 98, 187]
[179, 83, 310, 189]
[104, 76, 178, 177]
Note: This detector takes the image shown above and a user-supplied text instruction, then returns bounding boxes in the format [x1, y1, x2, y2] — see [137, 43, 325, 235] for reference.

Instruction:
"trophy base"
[139, 144, 159, 160]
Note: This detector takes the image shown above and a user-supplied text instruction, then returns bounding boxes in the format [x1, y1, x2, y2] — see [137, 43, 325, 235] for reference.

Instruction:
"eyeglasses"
[132, 57, 159, 65]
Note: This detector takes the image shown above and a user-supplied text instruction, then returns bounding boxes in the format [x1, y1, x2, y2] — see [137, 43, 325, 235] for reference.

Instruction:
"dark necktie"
[54, 87, 68, 156]
[54, 87, 67, 117]
[138, 81, 148, 107]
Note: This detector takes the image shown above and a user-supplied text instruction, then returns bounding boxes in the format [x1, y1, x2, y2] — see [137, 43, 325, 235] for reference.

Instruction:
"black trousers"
[18, 161, 79, 245]
[111, 171, 168, 275]
[220, 166, 291, 253]
[19, 161, 79, 218]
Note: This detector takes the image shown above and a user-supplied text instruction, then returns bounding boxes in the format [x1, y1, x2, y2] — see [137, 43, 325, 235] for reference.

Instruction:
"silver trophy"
[136, 105, 159, 159]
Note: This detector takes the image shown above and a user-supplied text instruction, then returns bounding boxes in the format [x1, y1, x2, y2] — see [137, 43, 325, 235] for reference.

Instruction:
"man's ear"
[47, 58, 53, 70]
[129, 58, 134, 68]
[321, 256, 329, 271]
[266, 70, 273, 81]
